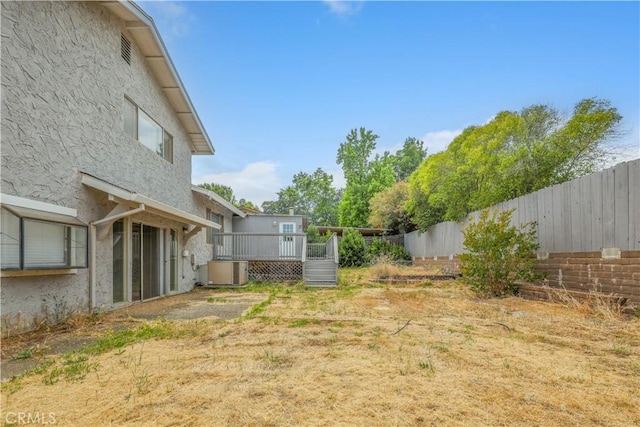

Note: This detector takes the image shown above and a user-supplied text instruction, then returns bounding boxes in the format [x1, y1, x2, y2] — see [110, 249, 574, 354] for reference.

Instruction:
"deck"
[211, 233, 338, 285]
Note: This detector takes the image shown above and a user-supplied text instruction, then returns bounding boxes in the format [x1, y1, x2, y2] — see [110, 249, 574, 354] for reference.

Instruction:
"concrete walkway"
[1, 288, 269, 381]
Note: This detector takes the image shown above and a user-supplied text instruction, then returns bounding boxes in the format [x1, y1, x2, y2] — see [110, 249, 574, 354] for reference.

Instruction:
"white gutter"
[81, 174, 219, 230]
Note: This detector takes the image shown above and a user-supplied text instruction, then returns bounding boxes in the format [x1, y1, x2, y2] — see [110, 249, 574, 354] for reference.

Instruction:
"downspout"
[89, 204, 145, 310]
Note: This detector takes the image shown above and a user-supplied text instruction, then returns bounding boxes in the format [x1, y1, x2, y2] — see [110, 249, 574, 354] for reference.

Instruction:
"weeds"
[370, 257, 402, 280]
[243, 292, 276, 320]
[418, 360, 435, 373]
[13, 348, 33, 360]
[543, 284, 625, 320]
[42, 354, 97, 385]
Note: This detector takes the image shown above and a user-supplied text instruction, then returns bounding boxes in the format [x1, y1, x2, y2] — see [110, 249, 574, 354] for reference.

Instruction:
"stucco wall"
[1, 1, 213, 334]
[1, 1, 198, 209]
[232, 215, 304, 233]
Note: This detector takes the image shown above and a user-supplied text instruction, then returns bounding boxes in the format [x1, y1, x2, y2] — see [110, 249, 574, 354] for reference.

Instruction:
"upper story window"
[124, 97, 173, 163]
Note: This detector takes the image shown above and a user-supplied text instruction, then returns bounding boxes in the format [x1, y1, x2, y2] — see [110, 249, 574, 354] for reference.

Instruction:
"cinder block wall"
[412, 256, 461, 275]
[528, 250, 640, 305]
[413, 251, 640, 306]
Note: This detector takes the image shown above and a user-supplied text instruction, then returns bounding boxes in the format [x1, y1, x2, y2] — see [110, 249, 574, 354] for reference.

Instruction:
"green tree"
[261, 168, 341, 226]
[392, 137, 427, 181]
[408, 98, 622, 231]
[337, 128, 395, 227]
[238, 199, 260, 211]
[198, 182, 237, 204]
[306, 224, 331, 243]
[198, 183, 260, 211]
[460, 209, 540, 297]
[368, 181, 415, 233]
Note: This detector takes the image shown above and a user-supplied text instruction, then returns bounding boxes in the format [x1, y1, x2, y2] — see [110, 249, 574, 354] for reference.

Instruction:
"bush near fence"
[405, 159, 640, 306]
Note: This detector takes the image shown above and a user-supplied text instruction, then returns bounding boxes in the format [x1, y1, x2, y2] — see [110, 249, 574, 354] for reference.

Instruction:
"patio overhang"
[81, 174, 220, 238]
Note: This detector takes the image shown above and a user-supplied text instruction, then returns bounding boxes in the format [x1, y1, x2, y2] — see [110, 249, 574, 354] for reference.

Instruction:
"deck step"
[303, 259, 338, 286]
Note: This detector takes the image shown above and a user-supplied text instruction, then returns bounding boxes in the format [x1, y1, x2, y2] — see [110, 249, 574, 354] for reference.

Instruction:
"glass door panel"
[112, 219, 126, 303]
[142, 225, 161, 299]
[132, 223, 142, 301]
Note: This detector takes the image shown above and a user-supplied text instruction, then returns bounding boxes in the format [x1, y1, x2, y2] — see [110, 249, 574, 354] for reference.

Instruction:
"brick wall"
[412, 256, 461, 275]
[528, 250, 640, 305]
[413, 250, 640, 306]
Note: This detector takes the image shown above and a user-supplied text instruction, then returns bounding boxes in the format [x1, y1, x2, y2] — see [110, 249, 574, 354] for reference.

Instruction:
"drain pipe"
[89, 204, 145, 310]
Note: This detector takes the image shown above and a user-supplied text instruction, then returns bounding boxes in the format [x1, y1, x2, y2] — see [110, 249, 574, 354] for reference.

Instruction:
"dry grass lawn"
[2, 267, 639, 426]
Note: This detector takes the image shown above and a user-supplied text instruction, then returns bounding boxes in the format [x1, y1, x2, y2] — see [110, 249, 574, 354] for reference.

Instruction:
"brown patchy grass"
[2, 268, 639, 426]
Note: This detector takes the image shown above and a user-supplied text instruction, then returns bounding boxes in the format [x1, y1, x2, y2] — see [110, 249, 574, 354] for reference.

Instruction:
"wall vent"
[121, 34, 131, 65]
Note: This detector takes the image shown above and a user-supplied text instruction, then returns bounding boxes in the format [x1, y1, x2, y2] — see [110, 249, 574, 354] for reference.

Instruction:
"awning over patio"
[81, 173, 219, 240]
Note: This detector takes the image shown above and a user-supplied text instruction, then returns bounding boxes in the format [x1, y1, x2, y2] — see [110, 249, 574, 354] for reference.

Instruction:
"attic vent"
[121, 34, 131, 64]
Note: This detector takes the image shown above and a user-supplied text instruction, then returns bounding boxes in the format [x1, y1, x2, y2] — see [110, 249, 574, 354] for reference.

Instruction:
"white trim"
[0, 193, 77, 217]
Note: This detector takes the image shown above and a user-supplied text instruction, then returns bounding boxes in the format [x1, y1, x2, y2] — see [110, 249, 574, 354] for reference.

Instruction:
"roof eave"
[101, 0, 214, 155]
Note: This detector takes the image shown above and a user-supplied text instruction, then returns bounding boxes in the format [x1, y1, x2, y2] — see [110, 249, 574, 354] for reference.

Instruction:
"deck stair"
[303, 233, 339, 287]
[304, 258, 337, 287]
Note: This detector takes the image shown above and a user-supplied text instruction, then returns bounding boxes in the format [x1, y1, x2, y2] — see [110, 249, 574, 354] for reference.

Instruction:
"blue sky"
[140, 0, 640, 206]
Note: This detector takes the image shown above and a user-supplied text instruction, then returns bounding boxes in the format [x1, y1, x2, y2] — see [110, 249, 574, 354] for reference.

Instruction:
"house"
[207, 211, 338, 285]
[0, 0, 245, 335]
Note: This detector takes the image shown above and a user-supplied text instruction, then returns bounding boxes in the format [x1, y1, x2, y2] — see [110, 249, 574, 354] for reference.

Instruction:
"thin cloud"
[323, 0, 364, 16]
[421, 129, 463, 154]
[193, 161, 283, 206]
[141, 1, 194, 38]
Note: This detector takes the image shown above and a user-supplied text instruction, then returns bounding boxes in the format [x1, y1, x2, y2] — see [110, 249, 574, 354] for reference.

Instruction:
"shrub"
[460, 208, 540, 297]
[368, 238, 411, 263]
[339, 228, 370, 267]
[307, 225, 332, 244]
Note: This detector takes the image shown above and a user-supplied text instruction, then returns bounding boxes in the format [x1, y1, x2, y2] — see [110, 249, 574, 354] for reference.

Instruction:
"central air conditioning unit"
[207, 261, 248, 286]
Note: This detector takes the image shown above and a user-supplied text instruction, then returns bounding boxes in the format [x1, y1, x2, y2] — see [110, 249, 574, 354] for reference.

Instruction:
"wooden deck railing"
[306, 233, 338, 261]
[212, 233, 307, 261]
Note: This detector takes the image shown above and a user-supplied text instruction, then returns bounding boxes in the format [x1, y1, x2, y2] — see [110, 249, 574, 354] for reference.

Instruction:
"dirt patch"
[0, 289, 269, 381]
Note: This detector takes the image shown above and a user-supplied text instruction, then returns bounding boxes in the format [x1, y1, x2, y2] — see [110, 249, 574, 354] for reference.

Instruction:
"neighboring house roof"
[317, 226, 393, 237]
[100, 1, 214, 155]
[191, 186, 246, 218]
[238, 205, 263, 215]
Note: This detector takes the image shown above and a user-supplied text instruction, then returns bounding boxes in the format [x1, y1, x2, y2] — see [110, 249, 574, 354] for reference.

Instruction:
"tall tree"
[261, 168, 341, 226]
[408, 98, 622, 231]
[337, 127, 395, 227]
[392, 137, 428, 181]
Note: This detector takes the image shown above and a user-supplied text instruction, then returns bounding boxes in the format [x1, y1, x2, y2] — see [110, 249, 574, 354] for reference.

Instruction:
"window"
[1, 208, 88, 270]
[206, 209, 223, 245]
[281, 223, 295, 242]
[124, 98, 173, 163]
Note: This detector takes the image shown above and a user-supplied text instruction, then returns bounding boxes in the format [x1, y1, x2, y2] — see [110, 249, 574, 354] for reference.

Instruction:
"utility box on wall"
[207, 261, 248, 286]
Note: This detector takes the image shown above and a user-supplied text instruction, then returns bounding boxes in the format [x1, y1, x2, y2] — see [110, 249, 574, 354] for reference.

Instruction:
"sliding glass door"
[131, 223, 163, 302]
[113, 221, 176, 304]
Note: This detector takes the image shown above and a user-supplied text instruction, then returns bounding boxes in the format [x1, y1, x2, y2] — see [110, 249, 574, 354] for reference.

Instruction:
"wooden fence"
[405, 159, 640, 257]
